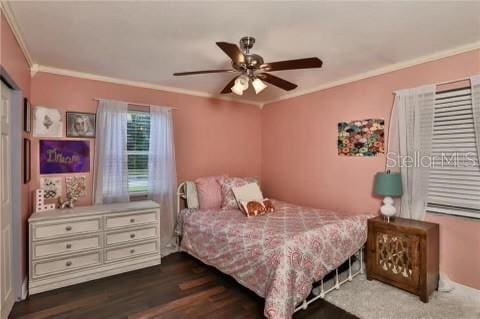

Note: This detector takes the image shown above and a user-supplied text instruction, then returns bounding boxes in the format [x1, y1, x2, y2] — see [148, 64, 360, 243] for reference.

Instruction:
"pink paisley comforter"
[180, 200, 371, 319]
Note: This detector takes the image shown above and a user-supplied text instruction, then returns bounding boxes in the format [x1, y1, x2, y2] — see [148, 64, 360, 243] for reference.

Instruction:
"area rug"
[324, 274, 480, 319]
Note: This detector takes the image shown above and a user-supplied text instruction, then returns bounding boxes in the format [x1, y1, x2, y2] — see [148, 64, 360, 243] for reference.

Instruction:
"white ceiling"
[7, 1, 480, 103]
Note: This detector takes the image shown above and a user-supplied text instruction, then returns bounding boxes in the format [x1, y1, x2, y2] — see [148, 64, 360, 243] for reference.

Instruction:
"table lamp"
[374, 171, 403, 222]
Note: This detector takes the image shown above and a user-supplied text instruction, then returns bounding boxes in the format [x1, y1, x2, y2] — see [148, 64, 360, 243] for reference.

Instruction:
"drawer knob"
[65, 261, 72, 267]
[66, 243, 72, 249]
[65, 226, 72, 231]
[130, 233, 136, 239]
[130, 218, 135, 223]
[130, 249, 135, 254]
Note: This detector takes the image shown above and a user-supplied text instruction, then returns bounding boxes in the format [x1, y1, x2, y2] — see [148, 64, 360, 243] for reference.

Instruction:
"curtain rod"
[93, 98, 179, 110]
[392, 76, 472, 95]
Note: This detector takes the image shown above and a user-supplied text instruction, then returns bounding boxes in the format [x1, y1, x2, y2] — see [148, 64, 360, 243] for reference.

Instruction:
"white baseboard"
[21, 277, 28, 300]
[450, 281, 480, 298]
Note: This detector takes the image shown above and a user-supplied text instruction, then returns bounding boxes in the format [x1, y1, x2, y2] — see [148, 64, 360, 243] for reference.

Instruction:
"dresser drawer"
[105, 241, 158, 262]
[33, 218, 101, 240]
[106, 226, 158, 246]
[33, 235, 101, 259]
[105, 211, 158, 229]
[32, 251, 102, 278]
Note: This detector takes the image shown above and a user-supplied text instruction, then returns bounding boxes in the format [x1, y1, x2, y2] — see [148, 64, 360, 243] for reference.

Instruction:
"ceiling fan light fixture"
[231, 81, 244, 95]
[237, 75, 249, 90]
[252, 78, 267, 94]
[231, 75, 249, 95]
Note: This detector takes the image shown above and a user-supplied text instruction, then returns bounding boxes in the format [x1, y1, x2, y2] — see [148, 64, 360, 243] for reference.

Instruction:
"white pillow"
[232, 182, 264, 206]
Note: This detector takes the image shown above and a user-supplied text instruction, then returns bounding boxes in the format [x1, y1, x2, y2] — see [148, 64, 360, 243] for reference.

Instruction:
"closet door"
[0, 81, 14, 319]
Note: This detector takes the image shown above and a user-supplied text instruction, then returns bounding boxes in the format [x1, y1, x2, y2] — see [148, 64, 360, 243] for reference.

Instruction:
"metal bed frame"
[176, 182, 364, 313]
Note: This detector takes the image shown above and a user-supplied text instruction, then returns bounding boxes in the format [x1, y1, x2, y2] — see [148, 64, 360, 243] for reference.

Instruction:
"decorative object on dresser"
[28, 200, 161, 294]
[366, 216, 439, 302]
[34, 189, 56, 213]
[374, 171, 403, 222]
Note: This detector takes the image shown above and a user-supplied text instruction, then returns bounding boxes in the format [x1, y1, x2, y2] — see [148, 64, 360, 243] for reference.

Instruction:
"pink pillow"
[220, 176, 258, 209]
[195, 176, 224, 210]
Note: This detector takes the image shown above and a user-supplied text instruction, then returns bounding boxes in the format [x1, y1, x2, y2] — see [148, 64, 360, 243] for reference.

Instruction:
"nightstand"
[366, 216, 439, 302]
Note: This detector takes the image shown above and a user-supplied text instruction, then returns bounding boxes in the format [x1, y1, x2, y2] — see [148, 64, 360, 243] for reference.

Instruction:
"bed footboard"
[295, 247, 364, 312]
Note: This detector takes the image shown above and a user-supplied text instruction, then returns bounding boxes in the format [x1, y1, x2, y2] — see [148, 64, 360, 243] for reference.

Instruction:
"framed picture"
[40, 177, 62, 199]
[32, 106, 63, 137]
[338, 118, 385, 157]
[23, 139, 31, 184]
[23, 98, 31, 133]
[39, 140, 90, 174]
[66, 112, 96, 138]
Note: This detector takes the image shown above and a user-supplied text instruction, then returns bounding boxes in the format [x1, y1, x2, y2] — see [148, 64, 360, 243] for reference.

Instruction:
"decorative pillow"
[240, 199, 275, 217]
[240, 200, 266, 217]
[220, 176, 258, 209]
[195, 176, 224, 210]
[263, 199, 275, 213]
[232, 182, 263, 207]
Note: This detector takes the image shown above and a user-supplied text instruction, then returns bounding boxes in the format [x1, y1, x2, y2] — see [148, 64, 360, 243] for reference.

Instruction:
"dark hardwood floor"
[10, 252, 357, 319]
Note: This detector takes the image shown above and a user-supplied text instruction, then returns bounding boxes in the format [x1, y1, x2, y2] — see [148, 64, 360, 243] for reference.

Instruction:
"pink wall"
[261, 49, 480, 289]
[30, 72, 262, 205]
[1, 12, 32, 283]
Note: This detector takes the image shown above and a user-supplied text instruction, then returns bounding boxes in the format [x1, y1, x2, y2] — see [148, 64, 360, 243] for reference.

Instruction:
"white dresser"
[28, 200, 161, 294]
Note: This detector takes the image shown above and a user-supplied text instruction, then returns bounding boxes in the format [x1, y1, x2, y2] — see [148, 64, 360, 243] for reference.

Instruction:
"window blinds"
[127, 111, 150, 195]
[427, 88, 480, 218]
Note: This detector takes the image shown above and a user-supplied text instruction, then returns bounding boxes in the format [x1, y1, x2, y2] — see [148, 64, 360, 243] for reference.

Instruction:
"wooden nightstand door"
[373, 228, 420, 292]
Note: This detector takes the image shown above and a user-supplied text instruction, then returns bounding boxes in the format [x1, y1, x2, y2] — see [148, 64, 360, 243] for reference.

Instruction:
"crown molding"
[0, 1, 34, 67]
[3, 0, 478, 109]
[34, 65, 264, 108]
[262, 41, 480, 107]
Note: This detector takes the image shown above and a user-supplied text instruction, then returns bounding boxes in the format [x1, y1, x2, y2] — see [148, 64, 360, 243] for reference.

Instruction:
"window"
[427, 87, 480, 219]
[127, 111, 150, 196]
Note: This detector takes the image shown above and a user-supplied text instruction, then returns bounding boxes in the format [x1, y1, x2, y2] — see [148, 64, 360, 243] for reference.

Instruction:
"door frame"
[1, 66, 25, 301]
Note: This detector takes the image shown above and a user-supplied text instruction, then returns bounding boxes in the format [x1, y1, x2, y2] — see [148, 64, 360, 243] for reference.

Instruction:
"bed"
[177, 183, 372, 319]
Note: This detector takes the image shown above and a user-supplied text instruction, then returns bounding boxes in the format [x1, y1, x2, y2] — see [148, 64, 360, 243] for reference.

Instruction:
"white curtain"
[387, 85, 435, 220]
[148, 106, 177, 256]
[94, 100, 129, 204]
[471, 75, 480, 162]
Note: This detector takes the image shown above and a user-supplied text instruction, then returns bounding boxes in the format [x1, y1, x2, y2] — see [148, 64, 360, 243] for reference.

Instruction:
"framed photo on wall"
[66, 112, 96, 138]
[23, 98, 31, 133]
[23, 138, 31, 184]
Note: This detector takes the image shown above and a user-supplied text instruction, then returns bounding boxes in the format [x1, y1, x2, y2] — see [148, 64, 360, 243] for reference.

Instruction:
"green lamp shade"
[374, 172, 403, 197]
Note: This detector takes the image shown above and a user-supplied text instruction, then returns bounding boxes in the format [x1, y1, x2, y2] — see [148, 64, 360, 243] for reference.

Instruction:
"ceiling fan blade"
[258, 73, 297, 91]
[173, 69, 235, 76]
[260, 57, 323, 72]
[221, 76, 239, 94]
[216, 42, 245, 64]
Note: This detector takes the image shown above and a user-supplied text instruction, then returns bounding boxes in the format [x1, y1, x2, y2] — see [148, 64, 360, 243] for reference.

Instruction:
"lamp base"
[380, 196, 396, 223]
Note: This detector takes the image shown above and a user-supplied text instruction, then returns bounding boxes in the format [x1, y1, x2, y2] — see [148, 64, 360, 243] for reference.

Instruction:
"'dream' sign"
[39, 140, 90, 174]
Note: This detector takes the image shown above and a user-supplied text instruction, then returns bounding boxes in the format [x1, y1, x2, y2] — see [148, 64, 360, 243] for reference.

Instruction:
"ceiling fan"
[173, 36, 323, 95]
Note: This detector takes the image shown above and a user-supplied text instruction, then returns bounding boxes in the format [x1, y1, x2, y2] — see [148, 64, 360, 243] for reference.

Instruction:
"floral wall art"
[338, 119, 385, 156]
[65, 176, 87, 197]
